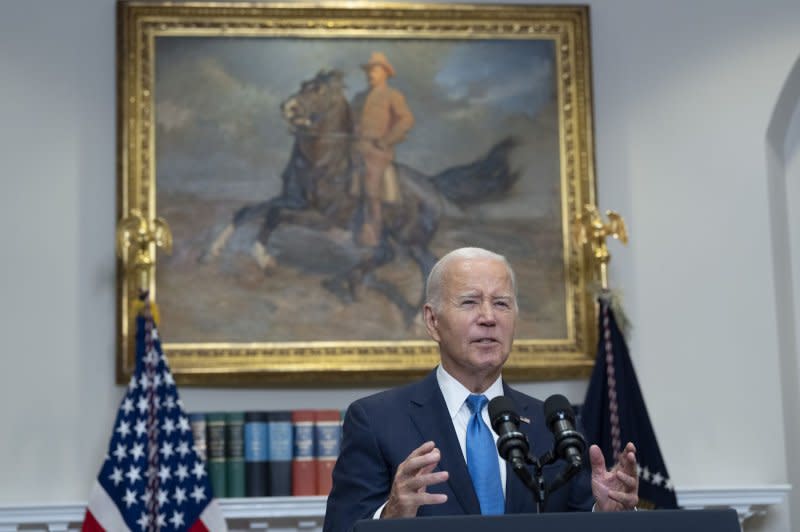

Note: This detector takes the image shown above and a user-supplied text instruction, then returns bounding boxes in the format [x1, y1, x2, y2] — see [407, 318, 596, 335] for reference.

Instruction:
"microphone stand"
[508, 452, 546, 513]
[509, 449, 582, 513]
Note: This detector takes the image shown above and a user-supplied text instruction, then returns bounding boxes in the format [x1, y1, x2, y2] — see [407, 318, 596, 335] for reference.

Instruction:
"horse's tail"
[428, 136, 520, 206]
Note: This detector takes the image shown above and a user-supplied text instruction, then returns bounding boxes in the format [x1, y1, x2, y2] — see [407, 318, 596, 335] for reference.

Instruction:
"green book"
[207, 412, 228, 498]
[225, 412, 246, 498]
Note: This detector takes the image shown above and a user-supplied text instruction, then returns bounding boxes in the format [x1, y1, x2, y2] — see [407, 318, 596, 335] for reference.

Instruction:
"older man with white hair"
[323, 247, 639, 532]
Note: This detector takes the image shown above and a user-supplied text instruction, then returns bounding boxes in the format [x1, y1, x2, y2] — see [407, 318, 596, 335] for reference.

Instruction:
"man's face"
[366, 65, 389, 88]
[424, 256, 517, 390]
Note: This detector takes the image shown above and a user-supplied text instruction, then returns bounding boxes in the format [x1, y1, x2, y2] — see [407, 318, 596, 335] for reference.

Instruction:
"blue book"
[244, 411, 269, 497]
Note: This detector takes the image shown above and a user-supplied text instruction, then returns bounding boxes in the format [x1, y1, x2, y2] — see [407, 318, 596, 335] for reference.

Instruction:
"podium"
[353, 509, 740, 532]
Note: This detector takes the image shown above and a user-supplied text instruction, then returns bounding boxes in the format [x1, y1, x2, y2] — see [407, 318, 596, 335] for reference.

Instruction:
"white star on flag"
[191, 461, 206, 480]
[136, 396, 148, 415]
[175, 463, 189, 482]
[190, 485, 207, 504]
[123, 489, 138, 508]
[158, 464, 172, 483]
[170, 511, 185, 528]
[125, 465, 141, 484]
[176, 441, 190, 458]
[174, 486, 187, 506]
[113, 444, 127, 462]
[115, 421, 131, 439]
[163, 395, 176, 410]
[136, 512, 150, 530]
[108, 468, 124, 487]
[177, 416, 191, 434]
[134, 419, 147, 438]
[130, 442, 145, 461]
[162, 417, 176, 436]
[160, 441, 174, 460]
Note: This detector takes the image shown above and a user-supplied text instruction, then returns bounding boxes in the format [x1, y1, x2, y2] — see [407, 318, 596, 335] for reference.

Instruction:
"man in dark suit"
[324, 248, 639, 532]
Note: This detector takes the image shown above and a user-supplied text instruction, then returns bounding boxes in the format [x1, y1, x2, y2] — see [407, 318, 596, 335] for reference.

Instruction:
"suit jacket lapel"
[408, 371, 481, 515]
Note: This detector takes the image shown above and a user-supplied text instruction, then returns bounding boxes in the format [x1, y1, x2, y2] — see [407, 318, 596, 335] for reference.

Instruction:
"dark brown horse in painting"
[202, 69, 519, 324]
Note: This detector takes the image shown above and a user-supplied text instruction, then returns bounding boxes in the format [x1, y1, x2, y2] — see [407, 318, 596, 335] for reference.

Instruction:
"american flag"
[83, 302, 227, 531]
[581, 293, 679, 510]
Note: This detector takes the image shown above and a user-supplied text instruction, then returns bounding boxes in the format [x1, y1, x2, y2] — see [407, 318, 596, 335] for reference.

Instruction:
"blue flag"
[83, 300, 227, 531]
[581, 294, 679, 509]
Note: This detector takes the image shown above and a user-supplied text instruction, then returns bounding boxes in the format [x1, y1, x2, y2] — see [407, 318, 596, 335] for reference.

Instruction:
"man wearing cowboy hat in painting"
[351, 51, 415, 247]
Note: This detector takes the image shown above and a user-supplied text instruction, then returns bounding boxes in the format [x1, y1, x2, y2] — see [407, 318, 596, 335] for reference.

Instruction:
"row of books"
[190, 410, 343, 498]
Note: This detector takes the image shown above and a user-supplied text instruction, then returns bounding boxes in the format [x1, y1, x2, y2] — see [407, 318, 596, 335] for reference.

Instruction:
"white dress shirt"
[435, 364, 507, 495]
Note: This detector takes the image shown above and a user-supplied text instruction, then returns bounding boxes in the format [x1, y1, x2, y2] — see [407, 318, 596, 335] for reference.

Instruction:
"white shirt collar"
[436, 364, 505, 419]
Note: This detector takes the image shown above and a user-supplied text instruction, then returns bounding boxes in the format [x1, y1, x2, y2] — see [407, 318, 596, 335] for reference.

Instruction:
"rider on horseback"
[202, 65, 518, 323]
[350, 52, 415, 247]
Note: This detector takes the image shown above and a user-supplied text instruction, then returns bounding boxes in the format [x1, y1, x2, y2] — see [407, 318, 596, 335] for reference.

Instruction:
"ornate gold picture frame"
[117, 1, 598, 386]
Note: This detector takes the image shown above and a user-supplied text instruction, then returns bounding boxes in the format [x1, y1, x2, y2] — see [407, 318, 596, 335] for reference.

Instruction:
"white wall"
[2, 1, 799, 530]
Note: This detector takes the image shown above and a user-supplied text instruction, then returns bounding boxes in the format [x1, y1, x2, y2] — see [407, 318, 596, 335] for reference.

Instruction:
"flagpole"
[572, 205, 628, 290]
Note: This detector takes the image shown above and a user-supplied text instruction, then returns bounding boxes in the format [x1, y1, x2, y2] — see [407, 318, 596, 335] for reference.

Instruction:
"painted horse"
[203, 69, 519, 324]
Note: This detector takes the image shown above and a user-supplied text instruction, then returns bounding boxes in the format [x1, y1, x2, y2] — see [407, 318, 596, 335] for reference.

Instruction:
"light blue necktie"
[465, 394, 504, 515]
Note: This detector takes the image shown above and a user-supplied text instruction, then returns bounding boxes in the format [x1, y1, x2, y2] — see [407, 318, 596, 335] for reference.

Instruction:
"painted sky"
[154, 36, 560, 217]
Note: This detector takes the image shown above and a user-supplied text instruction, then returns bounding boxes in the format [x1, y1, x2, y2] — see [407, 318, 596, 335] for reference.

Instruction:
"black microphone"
[543, 394, 586, 469]
[488, 396, 530, 466]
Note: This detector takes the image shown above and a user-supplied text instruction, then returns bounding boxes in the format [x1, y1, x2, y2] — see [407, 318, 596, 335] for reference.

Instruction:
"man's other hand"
[590, 441, 639, 511]
[381, 441, 449, 518]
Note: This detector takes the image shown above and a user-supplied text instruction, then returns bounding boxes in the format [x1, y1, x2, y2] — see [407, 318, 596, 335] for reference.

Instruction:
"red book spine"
[314, 410, 343, 496]
[291, 410, 317, 496]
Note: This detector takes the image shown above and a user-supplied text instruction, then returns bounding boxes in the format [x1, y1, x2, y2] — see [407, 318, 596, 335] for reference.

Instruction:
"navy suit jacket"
[323, 370, 594, 532]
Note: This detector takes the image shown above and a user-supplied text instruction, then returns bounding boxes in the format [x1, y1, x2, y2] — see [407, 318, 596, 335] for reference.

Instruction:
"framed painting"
[117, 1, 599, 386]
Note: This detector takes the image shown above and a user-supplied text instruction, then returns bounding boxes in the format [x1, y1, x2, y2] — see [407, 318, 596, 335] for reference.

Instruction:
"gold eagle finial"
[573, 205, 628, 290]
[116, 209, 173, 296]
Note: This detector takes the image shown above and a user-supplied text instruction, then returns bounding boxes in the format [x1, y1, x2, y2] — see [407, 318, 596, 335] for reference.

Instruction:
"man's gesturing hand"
[381, 441, 449, 518]
[590, 441, 640, 512]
